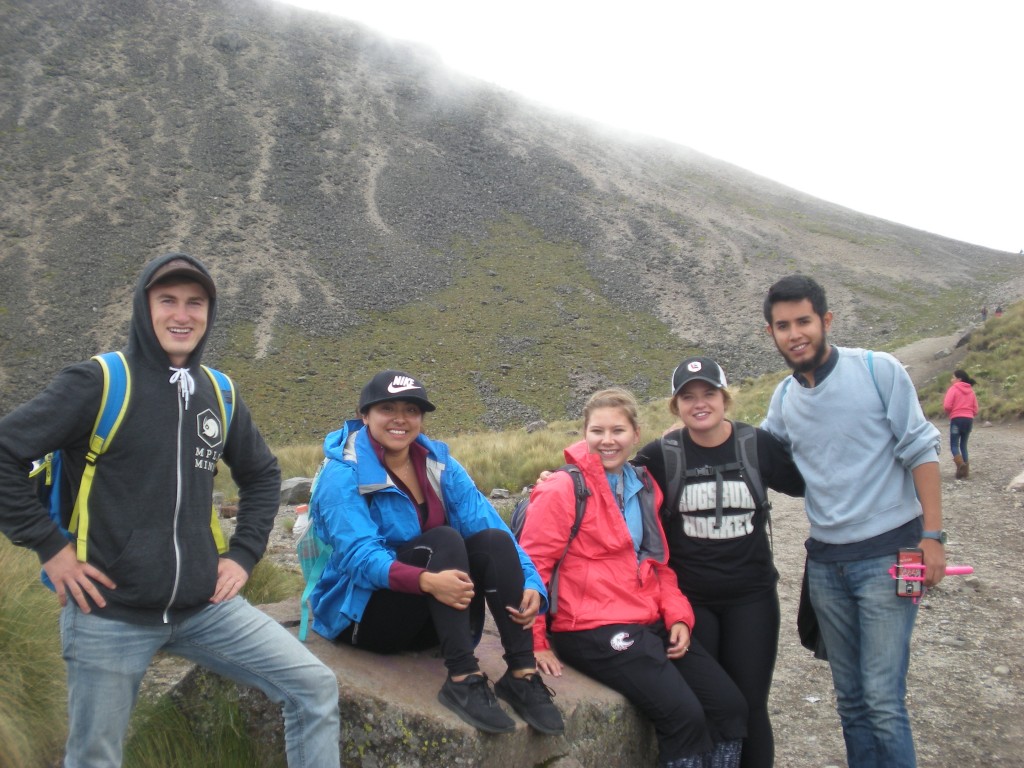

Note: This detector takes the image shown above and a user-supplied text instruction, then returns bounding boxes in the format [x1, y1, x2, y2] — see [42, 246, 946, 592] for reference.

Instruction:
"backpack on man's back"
[30, 351, 235, 589]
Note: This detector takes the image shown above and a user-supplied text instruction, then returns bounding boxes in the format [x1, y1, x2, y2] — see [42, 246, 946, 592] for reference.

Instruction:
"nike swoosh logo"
[387, 383, 421, 394]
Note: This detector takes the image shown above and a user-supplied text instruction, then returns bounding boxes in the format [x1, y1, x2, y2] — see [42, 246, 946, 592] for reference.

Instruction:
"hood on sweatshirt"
[126, 252, 217, 371]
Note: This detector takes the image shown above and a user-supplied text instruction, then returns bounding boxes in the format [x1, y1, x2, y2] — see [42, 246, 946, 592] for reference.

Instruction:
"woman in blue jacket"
[309, 370, 562, 736]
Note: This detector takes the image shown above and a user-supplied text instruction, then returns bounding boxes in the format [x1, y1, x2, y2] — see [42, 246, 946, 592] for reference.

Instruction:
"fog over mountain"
[1, 0, 1020, 439]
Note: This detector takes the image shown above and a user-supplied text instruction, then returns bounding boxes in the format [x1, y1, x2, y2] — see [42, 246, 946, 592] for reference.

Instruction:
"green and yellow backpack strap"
[201, 365, 235, 554]
[69, 352, 132, 561]
[67, 359, 236, 562]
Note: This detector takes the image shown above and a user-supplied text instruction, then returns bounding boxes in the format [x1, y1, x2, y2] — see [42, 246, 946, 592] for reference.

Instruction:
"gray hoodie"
[0, 253, 280, 624]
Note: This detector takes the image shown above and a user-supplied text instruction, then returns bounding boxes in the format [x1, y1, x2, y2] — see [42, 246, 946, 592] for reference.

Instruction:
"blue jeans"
[60, 597, 340, 768]
[949, 417, 973, 462]
[807, 555, 918, 768]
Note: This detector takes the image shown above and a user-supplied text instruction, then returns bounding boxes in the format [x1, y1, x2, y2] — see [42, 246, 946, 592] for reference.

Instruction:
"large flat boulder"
[174, 597, 657, 767]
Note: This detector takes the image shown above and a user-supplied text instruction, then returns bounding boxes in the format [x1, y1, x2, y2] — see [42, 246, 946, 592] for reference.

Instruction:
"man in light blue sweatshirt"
[760, 275, 944, 768]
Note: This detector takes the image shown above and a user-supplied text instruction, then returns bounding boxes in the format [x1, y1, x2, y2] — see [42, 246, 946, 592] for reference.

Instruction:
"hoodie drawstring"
[168, 367, 196, 410]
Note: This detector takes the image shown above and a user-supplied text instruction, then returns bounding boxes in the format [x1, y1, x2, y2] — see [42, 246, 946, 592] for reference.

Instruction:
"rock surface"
[216, 597, 656, 768]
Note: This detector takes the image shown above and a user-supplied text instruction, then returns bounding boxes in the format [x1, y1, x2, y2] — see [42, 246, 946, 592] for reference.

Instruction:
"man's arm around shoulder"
[760, 376, 792, 445]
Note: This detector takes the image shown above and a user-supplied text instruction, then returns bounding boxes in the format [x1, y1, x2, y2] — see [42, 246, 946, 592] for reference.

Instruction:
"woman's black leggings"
[338, 526, 535, 676]
[691, 589, 780, 768]
[551, 621, 747, 762]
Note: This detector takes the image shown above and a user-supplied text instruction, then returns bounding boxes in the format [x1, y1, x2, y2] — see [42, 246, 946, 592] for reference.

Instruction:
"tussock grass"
[274, 443, 326, 483]
[0, 535, 302, 768]
[217, 443, 325, 504]
[124, 689, 285, 768]
[0, 539, 65, 768]
[447, 427, 577, 495]
[728, 373, 791, 426]
[241, 558, 304, 602]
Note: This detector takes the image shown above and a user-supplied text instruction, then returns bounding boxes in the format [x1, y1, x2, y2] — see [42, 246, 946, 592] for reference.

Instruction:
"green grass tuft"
[124, 685, 285, 768]
[0, 540, 65, 768]
[241, 558, 304, 604]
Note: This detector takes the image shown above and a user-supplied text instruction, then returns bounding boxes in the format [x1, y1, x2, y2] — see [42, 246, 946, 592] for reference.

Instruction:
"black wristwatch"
[921, 530, 948, 545]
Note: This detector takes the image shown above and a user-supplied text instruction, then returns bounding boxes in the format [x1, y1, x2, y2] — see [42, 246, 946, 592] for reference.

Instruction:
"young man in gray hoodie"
[0, 253, 340, 767]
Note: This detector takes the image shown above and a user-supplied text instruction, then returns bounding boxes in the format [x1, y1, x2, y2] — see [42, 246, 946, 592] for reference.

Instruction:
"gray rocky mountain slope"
[2, 0, 1020, 434]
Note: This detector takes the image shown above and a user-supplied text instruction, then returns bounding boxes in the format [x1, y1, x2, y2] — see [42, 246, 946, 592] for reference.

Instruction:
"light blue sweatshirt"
[761, 347, 939, 544]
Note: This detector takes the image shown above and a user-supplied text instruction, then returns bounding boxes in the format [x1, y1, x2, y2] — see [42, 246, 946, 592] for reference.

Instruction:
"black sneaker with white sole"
[437, 673, 516, 734]
[494, 671, 565, 735]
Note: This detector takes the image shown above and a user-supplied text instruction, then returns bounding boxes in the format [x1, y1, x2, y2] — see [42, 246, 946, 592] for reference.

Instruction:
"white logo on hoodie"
[197, 409, 222, 449]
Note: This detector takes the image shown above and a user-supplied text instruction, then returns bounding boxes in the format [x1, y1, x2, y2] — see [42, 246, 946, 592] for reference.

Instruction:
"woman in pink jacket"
[519, 388, 747, 768]
[943, 369, 979, 479]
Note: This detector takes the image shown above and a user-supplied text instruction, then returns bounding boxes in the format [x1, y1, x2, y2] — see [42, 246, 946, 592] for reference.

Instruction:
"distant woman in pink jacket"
[943, 369, 979, 479]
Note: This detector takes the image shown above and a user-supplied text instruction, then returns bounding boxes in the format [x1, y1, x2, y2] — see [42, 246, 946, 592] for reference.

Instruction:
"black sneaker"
[438, 673, 516, 734]
[494, 671, 565, 735]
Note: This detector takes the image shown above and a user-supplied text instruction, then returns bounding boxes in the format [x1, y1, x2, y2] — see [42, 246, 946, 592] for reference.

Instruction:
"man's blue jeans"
[60, 596, 340, 768]
[807, 554, 918, 768]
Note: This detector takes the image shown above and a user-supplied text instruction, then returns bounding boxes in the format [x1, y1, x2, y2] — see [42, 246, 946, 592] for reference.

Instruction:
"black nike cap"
[358, 370, 437, 414]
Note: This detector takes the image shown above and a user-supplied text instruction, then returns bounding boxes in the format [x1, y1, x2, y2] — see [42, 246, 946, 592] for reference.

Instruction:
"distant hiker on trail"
[761, 274, 944, 768]
[981, 305, 988, 321]
[0, 253, 340, 768]
[307, 370, 563, 736]
[944, 369, 979, 479]
[632, 357, 805, 768]
[995, 305, 1004, 317]
[521, 388, 747, 768]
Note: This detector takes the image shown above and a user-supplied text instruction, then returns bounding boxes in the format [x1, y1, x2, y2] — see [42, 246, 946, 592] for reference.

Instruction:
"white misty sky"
[282, 0, 1022, 254]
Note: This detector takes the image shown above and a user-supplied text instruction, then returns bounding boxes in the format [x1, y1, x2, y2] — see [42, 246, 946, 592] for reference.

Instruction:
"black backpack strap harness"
[660, 422, 772, 544]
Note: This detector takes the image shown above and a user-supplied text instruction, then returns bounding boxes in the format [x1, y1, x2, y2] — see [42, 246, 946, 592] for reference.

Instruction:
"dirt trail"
[892, 332, 971, 388]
